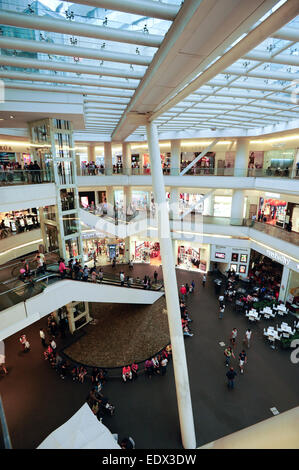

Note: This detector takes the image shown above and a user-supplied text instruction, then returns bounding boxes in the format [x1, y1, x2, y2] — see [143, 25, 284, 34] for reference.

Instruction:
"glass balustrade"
[0, 169, 54, 185]
[76, 167, 299, 178]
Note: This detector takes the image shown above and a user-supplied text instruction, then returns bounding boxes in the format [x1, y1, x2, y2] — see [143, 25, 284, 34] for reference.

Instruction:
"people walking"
[226, 367, 237, 389]
[239, 350, 247, 374]
[230, 328, 238, 348]
[154, 270, 158, 283]
[244, 329, 252, 348]
[224, 346, 235, 367]
[120, 271, 125, 286]
[202, 274, 206, 287]
[179, 284, 187, 302]
[39, 328, 46, 347]
[98, 268, 104, 283]
[219, 304, 225, 319]
[191, 280, 195, 293]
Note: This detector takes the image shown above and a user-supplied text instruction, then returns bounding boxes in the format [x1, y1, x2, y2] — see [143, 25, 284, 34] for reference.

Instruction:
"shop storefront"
[210, 245, 250, 277]
[258, 197, 287, 228]
[213, 196, 232, 218]
[82, 235, 126, 264]
[0, 208, 39, 234]
[130, 237, 161, 265]
[263, 148, 295, 175]
[175, 241, 210, 272]
[114, 190, 149, 213]
[286, 270, 299, 315]
[180, 151, 215, 174]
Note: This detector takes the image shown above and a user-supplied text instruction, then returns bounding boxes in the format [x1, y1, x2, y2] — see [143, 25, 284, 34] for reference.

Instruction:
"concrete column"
[16, 152, 22, 165]
[124, 185, 133, 215]
[279, 265, 290, 302]
[88, 144, 96, 163]
[104, 142, 112, 175]
[75, 152, 81, 175]
[204, 191, 215, 216]
[146, 121, 196, 450]
[106, 186, 114, 216]
[171, 140, 181, 175]
[122, 142, 131, 175]
[234, 137, 249, 177]
[231, 189, 245, 225]
[169, 187, 180, 220]
[38, 207, 48, 252]
[172, 238, 177, 265]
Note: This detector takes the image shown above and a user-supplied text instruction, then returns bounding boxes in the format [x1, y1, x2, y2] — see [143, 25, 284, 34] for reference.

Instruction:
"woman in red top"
[59, 258, 66, 279]
[122, 365, 132, 382]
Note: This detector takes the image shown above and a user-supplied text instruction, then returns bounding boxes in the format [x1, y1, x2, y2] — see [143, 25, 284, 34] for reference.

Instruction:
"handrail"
[0, 268, 164, 312]
[0, 395, 12, 449]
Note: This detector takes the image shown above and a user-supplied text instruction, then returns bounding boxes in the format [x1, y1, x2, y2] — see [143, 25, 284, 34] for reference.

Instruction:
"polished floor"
[1, 263, 299, 449]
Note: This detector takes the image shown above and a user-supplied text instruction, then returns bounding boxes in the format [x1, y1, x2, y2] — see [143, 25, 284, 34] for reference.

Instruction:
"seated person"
[122, 365, 132, 382]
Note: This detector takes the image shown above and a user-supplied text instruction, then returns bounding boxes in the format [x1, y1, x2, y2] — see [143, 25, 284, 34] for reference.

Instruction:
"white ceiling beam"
[0, 9, 163, 47]
[243, 50, 299, 66]
[0, 70, 137, 89]
[149, 0, 299, 121]
[192, 90, 294, 105]
[69, 0, 180, 21]
[206, 79, 292, 94]
[224, 66, 299, 82]
[3, 81, 134, 98]
[272, 26, 299, 42]
[0, 55, 143, 80]
[0, 36, 152, 66]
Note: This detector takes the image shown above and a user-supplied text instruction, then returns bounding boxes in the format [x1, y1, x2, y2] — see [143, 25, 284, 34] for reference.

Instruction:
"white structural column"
[104, 142, 113, 175]
[279, 265, 290, 302]
[106, 186, 114, 216]
[146, 122, 196, 450]
[123, 185, 133, 217]
[204, 191, 215, 216]
[88, 144, 96, 163]
[169, 187, 180, 220]
[170, 140, 181, 176]
[234, 137, 249, 177]
[122, 142, 131, 175]
[231, 189, 245, 225]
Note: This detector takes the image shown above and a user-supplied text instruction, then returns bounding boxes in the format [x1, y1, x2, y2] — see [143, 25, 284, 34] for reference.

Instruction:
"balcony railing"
[244, 219, 299, 246]
[77, 167, 299, 178]
[0, 265, 164, 313]
[0, 169, 54, 186]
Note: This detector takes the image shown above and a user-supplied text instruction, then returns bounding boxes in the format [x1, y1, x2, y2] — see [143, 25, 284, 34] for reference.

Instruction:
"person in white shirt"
[50, 338, 57, 351]
[39, 329, 46, 347]
[244, 329, 252, 348]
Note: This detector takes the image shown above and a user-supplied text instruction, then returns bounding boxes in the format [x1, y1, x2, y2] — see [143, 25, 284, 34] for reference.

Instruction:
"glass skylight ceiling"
[0, 0, 181, 133]
[0, 0, 298, 138]
[143, 13, 299, 136]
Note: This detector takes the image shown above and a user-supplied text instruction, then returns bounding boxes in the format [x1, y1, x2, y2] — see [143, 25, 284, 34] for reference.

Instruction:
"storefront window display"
[180, 151, 215, 174]
[258, 197, 287, 228]
[132, 240, 161, 265]
[83, 237, 126, 264]
[0, 209, 39, 235]
[263, 148, 295, 175]
[176, 242, 209, 272]
[65, 237, 80, 259]
[213, 196, 232, 218]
